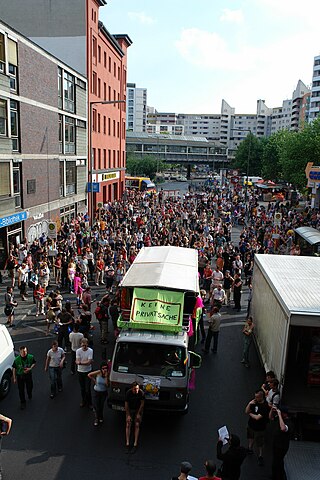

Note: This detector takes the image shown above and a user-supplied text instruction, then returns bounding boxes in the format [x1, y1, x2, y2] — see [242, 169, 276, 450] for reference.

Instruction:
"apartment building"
[291, 80, 310, 131]
[126, 83, 147, 133]
[0, 0, 132, 213]
[0, 20, 87, 266]
[309, 55, 320, 123]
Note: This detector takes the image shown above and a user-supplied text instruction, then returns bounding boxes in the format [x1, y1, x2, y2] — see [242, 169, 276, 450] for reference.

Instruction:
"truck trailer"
[252, 254, 320, 436]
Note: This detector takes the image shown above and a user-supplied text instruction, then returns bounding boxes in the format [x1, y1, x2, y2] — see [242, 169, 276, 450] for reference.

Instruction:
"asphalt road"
[0, 237, 274, 479]
[1, 299, 272, 480]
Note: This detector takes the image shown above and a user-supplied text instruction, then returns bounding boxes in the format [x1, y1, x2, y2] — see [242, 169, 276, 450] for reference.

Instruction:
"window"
[65, 161, 76, 194]
[63, 71, 75, 113]
[0, 98, 7, 135]
[13, 166, 21, 207]
[92, 71, 97, 95]
[108, 57, 111, 72]
[58, 67, 63, 108]
[65, 116, 75, 153]
[92, 109, 97, 131]
[27, 179, 36, 194]
[0, 162, 10, 196]
[103, 149, 106, 168]
[9, 64, 17, 92]
[98, 78, 101, 97]
[92, 36, 97, 65]
[98, 113, 100, 133]
[59, 161, 64, 196]
[0, 33, 5, 73]
[10, 100, 19, 151]
[113, 62, 116, 77]
[103, 116, 106, 134]
[98, 148, 101, 169]
[58, 114, 63, 153]
[76, 78, 86, 90]
[98, 45, 101, 63]
[103, 82, 106, 101]
[104, 51, 107, 68]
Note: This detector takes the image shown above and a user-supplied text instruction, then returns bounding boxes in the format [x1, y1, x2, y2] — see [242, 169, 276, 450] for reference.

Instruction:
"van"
[108, 246, 202, 413]
[0, 325, 15, 398]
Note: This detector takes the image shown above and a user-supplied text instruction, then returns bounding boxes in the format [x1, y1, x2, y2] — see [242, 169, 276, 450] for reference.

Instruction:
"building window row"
[0, 97, 20, 151]
[93, 147, 125, 170]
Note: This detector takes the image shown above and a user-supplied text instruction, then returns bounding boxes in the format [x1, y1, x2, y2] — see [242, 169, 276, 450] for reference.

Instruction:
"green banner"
[130, 288, 184, 330]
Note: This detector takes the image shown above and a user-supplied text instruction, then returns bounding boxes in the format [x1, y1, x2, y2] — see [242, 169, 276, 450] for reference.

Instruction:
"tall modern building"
[291, 80, 310, 131]
[309, 55, 320, 123]
[0, 19, 87, 266]
[0, 0, 132, 213]
[126, 83, 147, 133]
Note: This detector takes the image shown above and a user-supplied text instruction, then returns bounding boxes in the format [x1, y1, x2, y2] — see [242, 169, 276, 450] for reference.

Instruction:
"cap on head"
[180, 461, 192, 474]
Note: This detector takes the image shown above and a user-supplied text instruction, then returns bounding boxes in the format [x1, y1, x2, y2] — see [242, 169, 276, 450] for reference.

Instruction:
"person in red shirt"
[34, 284, 45, 317]
[198, 460, 221, 480]
[95, 256, 105, 286]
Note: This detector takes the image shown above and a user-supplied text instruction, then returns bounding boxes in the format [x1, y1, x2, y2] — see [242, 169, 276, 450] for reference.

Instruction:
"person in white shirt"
[76, 338, 93, 408]
[211, 284, 226, 310]
[45, 340, 65, 399]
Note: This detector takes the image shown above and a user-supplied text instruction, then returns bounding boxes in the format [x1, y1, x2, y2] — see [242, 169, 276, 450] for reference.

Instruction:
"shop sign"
[0, 211, 28, 228]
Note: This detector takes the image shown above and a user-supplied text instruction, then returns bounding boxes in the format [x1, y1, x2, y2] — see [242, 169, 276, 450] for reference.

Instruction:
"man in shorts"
[125, 382, 144, 454]
[245, 389, 269, 466]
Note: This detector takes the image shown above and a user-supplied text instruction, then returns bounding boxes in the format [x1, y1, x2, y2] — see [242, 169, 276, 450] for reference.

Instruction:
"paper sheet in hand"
[218, 425, 229, 445]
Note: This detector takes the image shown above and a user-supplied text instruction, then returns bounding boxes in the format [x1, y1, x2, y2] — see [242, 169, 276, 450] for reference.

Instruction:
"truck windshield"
[113, 342, 187, 377]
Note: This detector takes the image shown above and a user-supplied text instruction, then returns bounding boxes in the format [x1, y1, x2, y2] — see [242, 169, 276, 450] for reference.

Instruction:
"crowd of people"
[2, 180, 318, 479]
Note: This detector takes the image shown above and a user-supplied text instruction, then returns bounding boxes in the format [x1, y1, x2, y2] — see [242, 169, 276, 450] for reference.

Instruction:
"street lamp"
[89, 100, 125, 226]
[231, 128, 252, 221]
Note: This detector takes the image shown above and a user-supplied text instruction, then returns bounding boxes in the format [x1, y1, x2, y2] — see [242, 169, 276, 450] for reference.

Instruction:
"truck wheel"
[0, 371, 12, 399]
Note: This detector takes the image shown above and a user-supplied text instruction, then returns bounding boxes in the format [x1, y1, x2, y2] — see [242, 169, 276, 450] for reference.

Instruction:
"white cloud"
[220, 8, 244, 24]
[175, 28, 257, 71]
[128, 11, 154, 25]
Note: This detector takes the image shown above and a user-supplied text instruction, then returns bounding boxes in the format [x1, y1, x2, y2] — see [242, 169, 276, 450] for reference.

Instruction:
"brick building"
[0, 0, 132, 219]
[0, 20, 87, 266]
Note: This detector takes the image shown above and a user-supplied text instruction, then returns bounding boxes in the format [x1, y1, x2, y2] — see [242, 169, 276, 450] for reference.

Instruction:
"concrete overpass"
[126, 132, 229, 176]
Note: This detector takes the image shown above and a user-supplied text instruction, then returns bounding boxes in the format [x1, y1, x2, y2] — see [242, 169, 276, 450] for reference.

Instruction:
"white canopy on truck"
[121, 246, 199, 293]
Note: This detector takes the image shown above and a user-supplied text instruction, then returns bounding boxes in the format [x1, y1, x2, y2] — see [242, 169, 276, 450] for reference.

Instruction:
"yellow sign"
[101, 173, 117, 181]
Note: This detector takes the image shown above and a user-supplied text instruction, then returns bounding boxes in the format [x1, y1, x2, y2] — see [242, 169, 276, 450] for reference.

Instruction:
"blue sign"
[87, 182, 100, 193]
[309, 171, 320, 181]
[0, 211, 28, 228]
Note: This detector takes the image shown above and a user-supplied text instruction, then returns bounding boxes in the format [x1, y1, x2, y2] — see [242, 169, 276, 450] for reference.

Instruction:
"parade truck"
[108, 246, 201, 414]
[252, 254, 320, 436]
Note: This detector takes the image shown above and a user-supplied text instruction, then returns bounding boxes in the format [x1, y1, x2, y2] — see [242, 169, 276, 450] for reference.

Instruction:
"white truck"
[108, 246, 201, 413]
[0, 325, 15, 398]
[252, 254, 320, 433]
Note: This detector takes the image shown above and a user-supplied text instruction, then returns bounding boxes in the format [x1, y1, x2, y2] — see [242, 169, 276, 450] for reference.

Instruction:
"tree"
[279, 117, 320, 189]
[261, 130, 291, 181]
[232, 133, 264, 176]
[126, 154, 165, 180]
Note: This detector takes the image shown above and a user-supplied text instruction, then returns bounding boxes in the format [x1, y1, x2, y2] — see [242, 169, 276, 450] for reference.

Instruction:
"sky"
[100, 0, 320, 115]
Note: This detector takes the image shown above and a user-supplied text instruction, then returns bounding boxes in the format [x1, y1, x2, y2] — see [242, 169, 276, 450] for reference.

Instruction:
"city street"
[0, 219, 274, 480]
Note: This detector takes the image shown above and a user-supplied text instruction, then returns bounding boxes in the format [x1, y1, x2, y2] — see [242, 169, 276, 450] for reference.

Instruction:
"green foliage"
[126, 154, 165, 180]
[232, 133, 264, 176]
[261, 130, 291, 180]
[232, 118, 320, 189]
